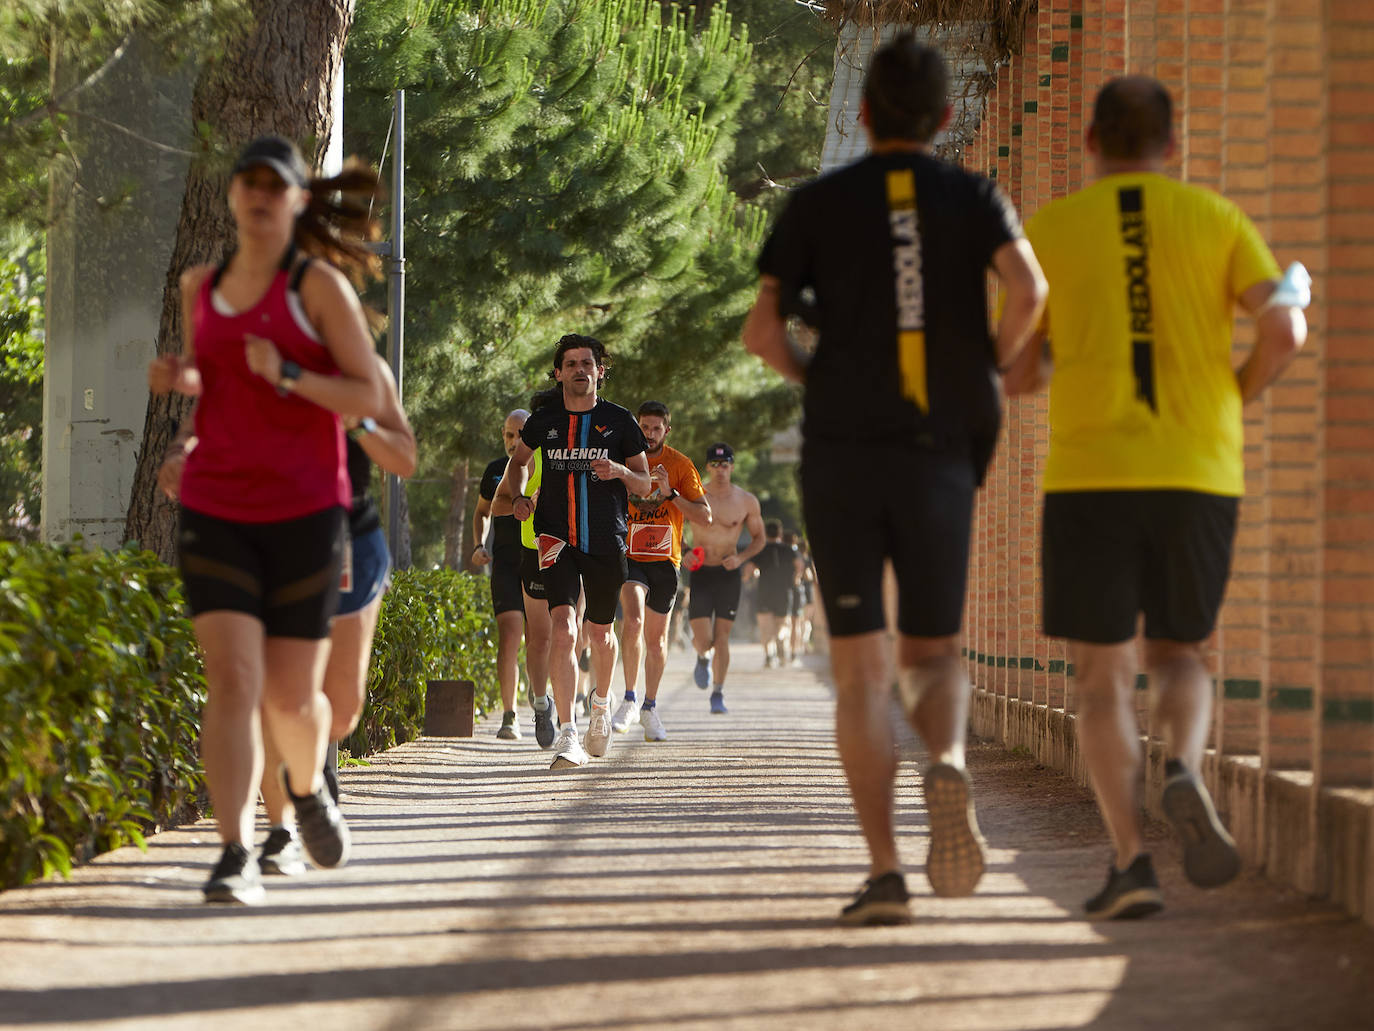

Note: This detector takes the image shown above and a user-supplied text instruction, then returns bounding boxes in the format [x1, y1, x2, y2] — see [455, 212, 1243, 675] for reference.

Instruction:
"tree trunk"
[123, 0, 355, 561]
[443, 458, 470, 571]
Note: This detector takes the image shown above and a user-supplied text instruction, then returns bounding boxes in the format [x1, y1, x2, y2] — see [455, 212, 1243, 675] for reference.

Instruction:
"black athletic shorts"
[756, 586, 794, 618]
[489, 549, 524, 615]
[626, 558, 679, 615]
[1042, 490, 1238, 644]
[801, 441, 976, 638]
[519, 546, 545, 601]
[177, 504, 345, 639]
[688, 563, 742, 622]
[541, 544, 626, 625]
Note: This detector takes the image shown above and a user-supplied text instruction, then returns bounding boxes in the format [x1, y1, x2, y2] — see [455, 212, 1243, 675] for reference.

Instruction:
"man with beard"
[612, 401, 712, 740]
[498, 335, 651, 769]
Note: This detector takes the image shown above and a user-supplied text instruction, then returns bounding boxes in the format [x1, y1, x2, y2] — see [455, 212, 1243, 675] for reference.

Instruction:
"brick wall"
[960, 0, 1374, 914]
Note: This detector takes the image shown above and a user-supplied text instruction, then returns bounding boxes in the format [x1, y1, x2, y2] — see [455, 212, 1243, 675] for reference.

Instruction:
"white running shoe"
[640, 707, 667, 741]
[585, 698, 612, 757]
[550, 725, 589, 769]
[611, 697, 640, 733]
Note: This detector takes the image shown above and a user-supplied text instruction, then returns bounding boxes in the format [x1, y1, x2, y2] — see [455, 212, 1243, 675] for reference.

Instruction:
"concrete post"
[42, 36, 193, 547]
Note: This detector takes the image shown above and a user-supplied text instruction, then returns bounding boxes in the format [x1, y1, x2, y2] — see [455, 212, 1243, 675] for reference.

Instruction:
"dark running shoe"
[259, 826, 306, 877]
[532, 699, 557, 749]
[923, 762, 987, 897]
[839, 871, 912, 926]
[287, 773, 351, 869]
[709, 691, 727, 714]
[694, 656, 711, 690]
[204, 842, 265, 905]
[1085, 853, 1165, 920]
[1162, 759, 1240, 888]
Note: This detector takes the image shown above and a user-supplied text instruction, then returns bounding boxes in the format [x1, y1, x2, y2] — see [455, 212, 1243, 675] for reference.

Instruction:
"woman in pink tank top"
[148, 135, 388, 904]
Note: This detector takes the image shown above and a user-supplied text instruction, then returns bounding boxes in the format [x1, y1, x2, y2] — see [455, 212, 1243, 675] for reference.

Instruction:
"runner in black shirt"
[472, 409, 530, 740]
[502, 334, 650, 769]
[744, 520, 799, 667]
[744, 35, 1048, 926]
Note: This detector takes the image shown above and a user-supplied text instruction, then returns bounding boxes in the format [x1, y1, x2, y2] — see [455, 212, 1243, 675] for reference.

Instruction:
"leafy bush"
[0, 540, 206, 888]
[0, 546, 499, 890]
[346, 568, 500, 757]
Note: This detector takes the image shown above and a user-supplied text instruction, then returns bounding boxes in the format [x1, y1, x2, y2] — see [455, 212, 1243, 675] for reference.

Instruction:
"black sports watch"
[666, 487, 679, 503]
[277, 359, 302, 396]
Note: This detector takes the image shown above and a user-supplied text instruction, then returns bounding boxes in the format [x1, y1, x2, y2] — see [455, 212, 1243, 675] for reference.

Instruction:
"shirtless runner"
[687, 442, 766, 714]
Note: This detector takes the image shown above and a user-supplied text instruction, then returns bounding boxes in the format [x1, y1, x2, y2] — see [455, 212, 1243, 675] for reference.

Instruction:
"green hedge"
[343, 568, 502, 757]
[0, 540, 206, 889]
[0, 543, 500, 891]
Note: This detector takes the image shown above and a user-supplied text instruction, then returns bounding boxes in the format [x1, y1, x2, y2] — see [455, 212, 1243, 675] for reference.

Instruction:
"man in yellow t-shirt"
[613, 401, 712, 741]
[1007, 76, 1308, 920]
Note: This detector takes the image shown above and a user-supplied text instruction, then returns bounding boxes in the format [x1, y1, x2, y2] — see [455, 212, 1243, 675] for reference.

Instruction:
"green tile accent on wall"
[1270, 686, 1314, 711]
[1048, 659, 1066, 674]
[1039, 74, 1052, 87]
[998, 145, 1010, 156]
[1052, 44, 1070, 61]
[1012, 124, 1023, 136]
[1071, 14, 1083, 28]
[1223, 678, 1262, 701]
[1024, 100, 1039, 113]
[1323, 698, 1374, 724]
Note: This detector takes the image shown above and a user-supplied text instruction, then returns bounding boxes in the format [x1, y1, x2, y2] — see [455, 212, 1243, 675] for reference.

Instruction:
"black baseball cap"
[705, 442, 734, 463]
[232, 135, 309, 188]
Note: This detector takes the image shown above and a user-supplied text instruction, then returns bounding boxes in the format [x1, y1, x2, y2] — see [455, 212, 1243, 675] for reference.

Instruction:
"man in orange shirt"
[613, 401, 713, 740]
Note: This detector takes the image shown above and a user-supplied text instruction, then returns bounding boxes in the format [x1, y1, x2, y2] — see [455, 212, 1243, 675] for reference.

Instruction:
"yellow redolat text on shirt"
[886, 169, 928, 413]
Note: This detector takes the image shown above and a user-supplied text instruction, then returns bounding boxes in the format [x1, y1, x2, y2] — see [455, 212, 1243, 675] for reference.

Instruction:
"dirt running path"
[1, 644, 1371, 1030]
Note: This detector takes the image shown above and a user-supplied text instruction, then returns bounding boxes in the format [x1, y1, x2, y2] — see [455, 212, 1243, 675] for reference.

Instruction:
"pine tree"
[346, 0, 791, 564]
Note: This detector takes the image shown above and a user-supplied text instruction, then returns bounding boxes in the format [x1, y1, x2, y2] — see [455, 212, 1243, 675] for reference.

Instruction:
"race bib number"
[628, 523, 672, 561]
[537, 534, 567, 571]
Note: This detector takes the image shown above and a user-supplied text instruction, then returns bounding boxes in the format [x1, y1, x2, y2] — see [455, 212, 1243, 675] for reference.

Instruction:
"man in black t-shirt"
[496, 334, 650, 770]
[743, 519, 799, 668]
[743, 35, 1048, 926]
[472, 409, 529, 741]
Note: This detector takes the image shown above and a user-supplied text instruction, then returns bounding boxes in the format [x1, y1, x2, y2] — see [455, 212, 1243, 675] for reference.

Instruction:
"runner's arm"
[148, 265, 212, 396]
[991, 238, 1048, 372]
[592, 451, 651, 496]
[725, 496, 769, 570]
[492, 444, 532, 518]
[743, 276, 810, 384]
[674, 490, 712, 528]
[346, 356, 416, 478]
[1002, 329, 1052, 396]
[1235, 280, 1307, 403]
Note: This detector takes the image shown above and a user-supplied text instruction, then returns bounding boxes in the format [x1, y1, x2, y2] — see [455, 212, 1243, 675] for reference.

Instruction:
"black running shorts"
[519, 547, 545, 601]
[488, 549, 524, 615]
[801, 441, 976, 638]
[541, 545, 627, 625]
[177, 505, 345, 639]
[756, 586, 794, 618]
[626, 558, 679, 615]
[687, 563, 742, 622]
[1042, 490, 1238, 644]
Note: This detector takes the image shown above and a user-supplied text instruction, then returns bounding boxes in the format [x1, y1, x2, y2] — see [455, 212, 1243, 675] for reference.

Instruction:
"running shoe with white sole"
[204, 842, 266, 905]
[694, 656, 711, 690]
[550, 724, 589, 769]
[838, 870, 912, 926]
[585, 698, 612, 757]
[532, 698, 557, 749]
[709, 691, 727, 714]
[258, 826, 306, 877]
[497, 710, 521, 740]
[286, 774, 351, 869]
[611, 697, 639, 733]
[923, 762, 986, 897]
[1084, 853, 1165, 920]
[640, 706, 667, 741]
[1161, 759, 1240, 888]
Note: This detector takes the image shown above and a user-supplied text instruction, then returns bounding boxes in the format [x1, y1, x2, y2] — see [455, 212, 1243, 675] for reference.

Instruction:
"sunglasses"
[707, 460, 733, 467]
